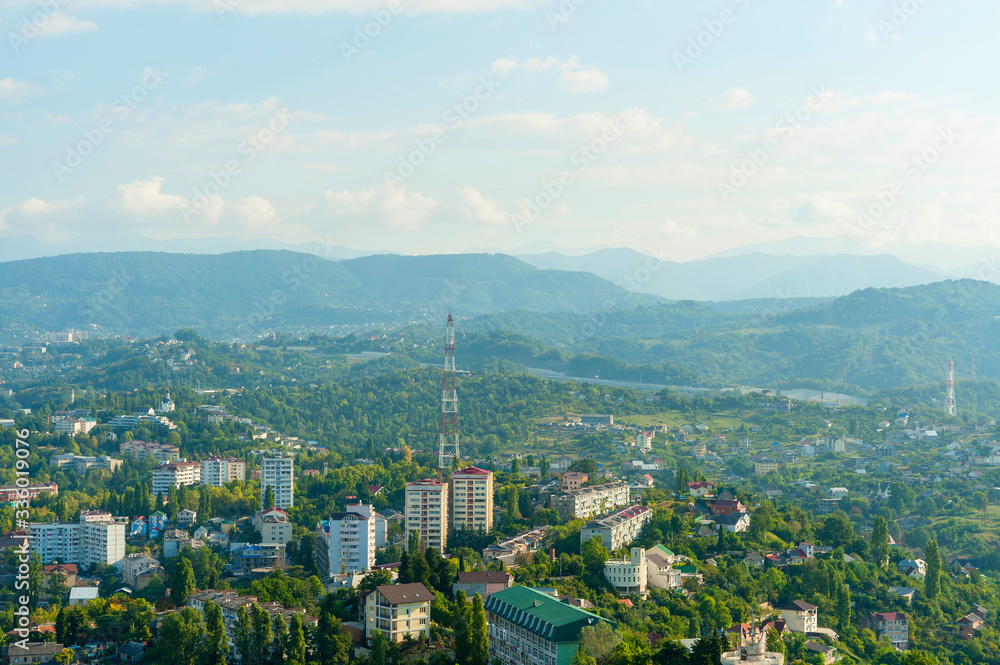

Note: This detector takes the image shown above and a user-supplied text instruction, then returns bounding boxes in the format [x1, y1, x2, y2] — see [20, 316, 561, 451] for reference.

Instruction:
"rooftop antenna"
[946, 359, 957, 417]
[437, 313, 459, 479]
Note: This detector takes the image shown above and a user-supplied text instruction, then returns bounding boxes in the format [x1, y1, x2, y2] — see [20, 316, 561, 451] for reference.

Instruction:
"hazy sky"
[1, 0, 998, 260]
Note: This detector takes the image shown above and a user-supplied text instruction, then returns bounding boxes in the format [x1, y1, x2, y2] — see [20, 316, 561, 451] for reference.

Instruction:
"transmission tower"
[972, 354, 977, 381]
[438, 314, 460, 478]
[946, 359, 957, 416]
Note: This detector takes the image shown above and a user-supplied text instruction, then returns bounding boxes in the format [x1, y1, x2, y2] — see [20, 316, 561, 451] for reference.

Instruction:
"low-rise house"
[805, 641, 837, 664]
[69, 586, 100, 606]
[362, 583, 433, 644]
[780, 600, 818, 634]
[897, 559, 926, 580]
[710, 500, 746, 516]
[2, 642, 66, 665]
[686, 482, 715, 498]
[862, 612, 908, 649]
[452, 571, 513, 600]
[42, 563, 78, 593]
[118, 641, 146, 663]
[887, 587, 916, 604]
[176, 509, 198, 527]
[646, 545, 682, 589]
[716, 513, 750, 533]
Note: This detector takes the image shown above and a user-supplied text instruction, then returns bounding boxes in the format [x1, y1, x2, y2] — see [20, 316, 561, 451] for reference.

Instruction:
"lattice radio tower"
[438, 314, 460, 478]
[972, 354, 977, 381]
[946, 359, 957, 416]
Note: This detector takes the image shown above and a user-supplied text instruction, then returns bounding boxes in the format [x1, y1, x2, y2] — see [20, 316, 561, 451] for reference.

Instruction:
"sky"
[1, 0, 999, 262]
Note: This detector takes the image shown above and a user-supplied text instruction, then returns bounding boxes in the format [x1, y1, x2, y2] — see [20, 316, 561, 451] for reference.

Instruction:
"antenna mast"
[438, 314, 459, 478]
[946, 359, 957, 416]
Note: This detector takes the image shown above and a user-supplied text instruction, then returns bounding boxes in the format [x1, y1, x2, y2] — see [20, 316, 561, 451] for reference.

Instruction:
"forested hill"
[0, 250, 661, 338]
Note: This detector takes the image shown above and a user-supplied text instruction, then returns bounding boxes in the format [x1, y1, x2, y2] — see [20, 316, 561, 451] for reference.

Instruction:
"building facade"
[405, 479, 449, 553]
[451, 466, 494, 533]
[604, 548, 647, 595]
[579, 505, 651, 551]
[863, 612, 908, 649]
[119, 440, 180, 463]
[316, 506, 377, 575]
[255, 508, 294, 545]
[200, 456, 246, 486]
[363, 583, 433, 644]
[780, 600, 819, 634]
[261, 455, 294, 509]
[549, 482, 630, 521]
[485, 585, 616, 665]
[29, 513, 126, 567]
[151, 461, 201, 497]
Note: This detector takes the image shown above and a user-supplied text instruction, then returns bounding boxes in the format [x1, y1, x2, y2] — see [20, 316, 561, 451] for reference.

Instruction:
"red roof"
[454, 466, 492, 476]
[870, 612, 907, 621]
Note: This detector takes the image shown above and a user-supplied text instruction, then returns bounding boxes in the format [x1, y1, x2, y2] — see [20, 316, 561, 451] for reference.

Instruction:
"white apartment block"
[316, 505, 379, 575]
[200, 456, 246, 487]
[29, 512, 126, 567]
[604, 547, 647, 595]
[550, 482, 631, 521]
[405, 479, 449, 553]
[53, 417, 97, 435]
[451, 466, 493, 533]
[152, 461, 201, 497]
[580, 505, 652, 551]
[49, 454, 122, 474]
[261, 455, 294, 509]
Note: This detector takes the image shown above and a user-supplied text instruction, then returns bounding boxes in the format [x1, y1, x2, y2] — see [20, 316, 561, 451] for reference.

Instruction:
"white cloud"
[184, 65, 213, 87]
[557, 68, 608, 94]
[0, 79, 45, 104]
[458, 186, 507, 225]
[232, 196, 277, 228]
[113, 176, 197, 219]
[35, 12, 99, 37]
[707, 87, 753, 110]
[323, 184, 437, 228]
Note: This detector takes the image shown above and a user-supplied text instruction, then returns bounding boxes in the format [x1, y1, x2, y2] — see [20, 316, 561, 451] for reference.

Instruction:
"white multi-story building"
[405, 479, 449, 553]
[49, 454, 122, 474]
[863, 612, 909, 650]
[261, 455, 294, 509]
[200, 456, 246, 487]
[580, 505, 652, 552]
[254, 508, 293, 545]
[54, 417, 97, 435]
[29, 512, 126, 567]
[119, 440, 180, 463]
[604, 547, 647, 595]
[451, 466, 494, 534]
[152, 461, 201, 497]
[316, 505, 377, 575]
[550, 482, 630, 521]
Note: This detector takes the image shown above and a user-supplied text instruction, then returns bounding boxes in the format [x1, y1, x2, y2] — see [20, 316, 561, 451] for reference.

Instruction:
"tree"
[569, 458, 599, 476]
[469, 593, 489, 665]
[47, 571, 69, 604]
[818, 513, 854, 548]
[690, 632, 723, 665]
[371, 628, 387, 665]
[871, 516, 890, 568]
[924, 539, 941, 599]
[271, 614, 289, 665]
[263, 485, 275, 511]
[204, 600, 229, 665]
[288, 614, 307, 665]
[235, 606, 253, 665]
[171, 557, 197, 606]
[504, 485, 520, 524]
[157, 607, 206, 665]
[359, 569, 394, 592]
[453, 590, 471, 664]
[674, 468, 690, 494]
[53, 649, 75, 665]
[572, 647, 598, 665]
[316, 594, 352, 665]
[835, 582, 852, 632]
[581, 536, 608, 578]
[578, 622, 621, 662]
[250, 603, 274, 665]
[749, 501, 776, 541]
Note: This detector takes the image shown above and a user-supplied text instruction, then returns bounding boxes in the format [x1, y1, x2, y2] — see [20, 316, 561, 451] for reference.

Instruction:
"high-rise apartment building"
[451, 466, 494, 533]
[29, 511, 126, 567]
[200, 456, 246, 487]
[261, 455, 294, 509]
[405, 479, 449, 553]
[315, 504, 378, 575]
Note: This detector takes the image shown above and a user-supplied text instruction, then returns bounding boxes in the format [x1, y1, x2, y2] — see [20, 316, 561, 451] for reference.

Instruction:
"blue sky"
[1, 0, 998, 260]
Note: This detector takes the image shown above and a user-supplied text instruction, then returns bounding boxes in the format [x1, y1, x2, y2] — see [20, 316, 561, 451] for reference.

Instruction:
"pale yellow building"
[451, 466, 493, 534]
[405, 479, 449, 552]
[364, 583, 433, 644]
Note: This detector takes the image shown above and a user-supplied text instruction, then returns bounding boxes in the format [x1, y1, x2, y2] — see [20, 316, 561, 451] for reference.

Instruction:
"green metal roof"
[484, 586, 615, 644]
[650, 544, 674, 557]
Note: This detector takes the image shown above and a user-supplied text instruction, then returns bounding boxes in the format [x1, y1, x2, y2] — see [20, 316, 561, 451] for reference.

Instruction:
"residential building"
[710, 500, 747, 516]
[261, 455, 294, 509]
[240, 543, 286, 576]
[580, 414, 613, 426]
[49, 454, 122, 474]
[686, 481, 715, 498]
[863, 612, 908, 649]
[163, 529, 202, 558]
[200, 456, 246, 486]
[28, 512, 125, 567]
[485, 585, 616, 665]
[316, 505, 377, 575]
[887, 587, 917, 604]
[2, 642, 66, 665]
[255, 508, 294, 545]
[451, 466, 494, 533]
[804, 641, 837, 664]
[188, 590, 317, 655]
[897, 559, 926, 579]
[717, 513, 751, 533]
[604, 547, 647, 595]
[483, 526, 549, 564]
[561, 472, 588, 491]
[579, 505, 652, 551]
[109, 410, 175, 430]
[452, 571, 514, 600]
[0, 483, 58, 503]
[363, 583, 433, 644]
[42, 563, 78, 597]
[121, 553, 163, 589]
[53, 417, 97, 435]
[119, 440, 180, 463]
[176, 509, 197, 527]
[549, 482, 630, 522]
[151, 461, 201, 497]
[405, 478, 449, 553]
[780, 600, 818, 634]
[755, 459, 779, 476]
